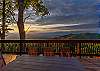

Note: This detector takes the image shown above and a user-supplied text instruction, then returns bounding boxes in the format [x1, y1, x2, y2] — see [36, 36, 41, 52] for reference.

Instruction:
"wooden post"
[77, 43, 81, 58]
[20, 40, 22, 56]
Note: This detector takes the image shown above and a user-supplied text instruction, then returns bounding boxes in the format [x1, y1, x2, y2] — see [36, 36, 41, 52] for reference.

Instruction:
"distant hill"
[54, 33, 100, 39]
[6, 32, 100, 39]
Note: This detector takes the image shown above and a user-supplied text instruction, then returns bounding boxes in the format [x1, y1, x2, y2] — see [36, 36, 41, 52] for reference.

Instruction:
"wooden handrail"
[0, 39, 100, 43]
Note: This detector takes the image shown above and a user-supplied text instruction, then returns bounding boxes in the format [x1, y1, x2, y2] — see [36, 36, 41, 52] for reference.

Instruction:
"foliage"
[0, 0, 16, 23]
[0, 0, 49, 37]
[0, 0, 49, 23]
[15, 0, 49, 16]
[0, 0, 15, 36]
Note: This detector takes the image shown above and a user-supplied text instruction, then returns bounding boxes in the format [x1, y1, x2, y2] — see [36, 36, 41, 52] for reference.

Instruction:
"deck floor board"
[3, 55, 85, 71]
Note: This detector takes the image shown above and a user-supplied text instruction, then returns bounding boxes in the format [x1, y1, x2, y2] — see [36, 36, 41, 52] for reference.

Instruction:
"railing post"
[1, 43, 4, 53]
[20, 39, 26, 55]
[20, 40, 22, 56]
[77, 42, 81, 58]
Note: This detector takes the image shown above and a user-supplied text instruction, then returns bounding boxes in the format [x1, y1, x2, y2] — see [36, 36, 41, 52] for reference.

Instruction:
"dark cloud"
[33, 0, 98, 25]
[26, 0, 99, 33]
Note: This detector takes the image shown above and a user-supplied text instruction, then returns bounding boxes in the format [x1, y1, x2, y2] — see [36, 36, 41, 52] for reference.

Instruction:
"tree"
[17, 0, 49, 39]
[0, 0, 49, 39]
[0, 0, 15, 39]
[1, 0, 6, 39]
[17, 0, 25, 39]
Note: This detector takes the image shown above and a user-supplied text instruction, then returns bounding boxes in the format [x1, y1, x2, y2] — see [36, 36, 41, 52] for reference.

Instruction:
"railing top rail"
[0, 39, 100, 43]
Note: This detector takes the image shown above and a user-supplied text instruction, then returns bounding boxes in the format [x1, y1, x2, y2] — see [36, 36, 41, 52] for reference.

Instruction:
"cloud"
[23, 0, 99, 33]
[33, 0, 98, 23]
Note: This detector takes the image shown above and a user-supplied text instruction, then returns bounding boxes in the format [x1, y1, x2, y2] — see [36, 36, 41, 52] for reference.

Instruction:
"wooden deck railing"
[0, 39, 100, 57]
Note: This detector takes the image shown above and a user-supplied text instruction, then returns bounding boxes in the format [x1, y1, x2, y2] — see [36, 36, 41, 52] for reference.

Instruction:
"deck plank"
[3, 55, 85, 71]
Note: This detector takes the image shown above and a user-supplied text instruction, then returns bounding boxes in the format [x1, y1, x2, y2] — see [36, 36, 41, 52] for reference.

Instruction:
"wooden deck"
[80, 58, 100, 71]
[2, 55, 85, 71]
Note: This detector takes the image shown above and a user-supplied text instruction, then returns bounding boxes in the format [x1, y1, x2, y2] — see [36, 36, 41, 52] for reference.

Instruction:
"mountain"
[6, 31, 69, 39]
[26, 31, 69, 39]
[6, 32, 100, 39]
[54, 33, 100, 39]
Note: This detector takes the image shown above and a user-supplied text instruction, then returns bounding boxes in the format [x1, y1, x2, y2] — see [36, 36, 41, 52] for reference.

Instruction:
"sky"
[25, 0, 99, 32]
[6, 0, 100, 39]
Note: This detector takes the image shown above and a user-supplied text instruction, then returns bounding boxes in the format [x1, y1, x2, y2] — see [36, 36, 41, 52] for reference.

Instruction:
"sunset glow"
[9, 23, 81, 33]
